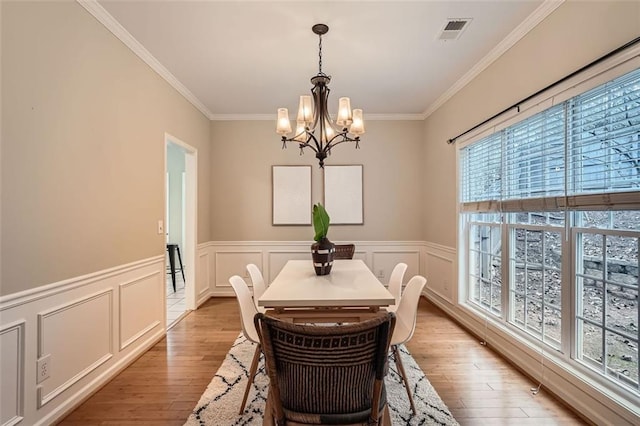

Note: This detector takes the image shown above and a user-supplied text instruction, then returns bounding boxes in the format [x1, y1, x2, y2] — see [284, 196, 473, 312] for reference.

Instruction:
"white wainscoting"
[424, 242, 457, 304]
[196, 250, 211, 307]
[4, 240, 632, 425]
[0, 256, 166, 426]
[199, 241, 428, 295]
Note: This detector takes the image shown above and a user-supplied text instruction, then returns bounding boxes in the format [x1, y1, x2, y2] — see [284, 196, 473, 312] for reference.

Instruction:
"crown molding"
[209, 113, 426, 121]
[77, 0, 562, 123]
[77, 0, 214, 120]
[422, 0, 565, 119]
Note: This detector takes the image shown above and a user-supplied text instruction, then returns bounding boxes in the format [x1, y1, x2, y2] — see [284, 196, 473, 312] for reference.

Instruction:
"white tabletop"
[258, 259, 395, 309]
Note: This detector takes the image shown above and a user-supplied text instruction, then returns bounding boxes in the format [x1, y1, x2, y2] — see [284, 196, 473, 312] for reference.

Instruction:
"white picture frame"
[323, 165, 363, 225]
[272, 165, 312, 225]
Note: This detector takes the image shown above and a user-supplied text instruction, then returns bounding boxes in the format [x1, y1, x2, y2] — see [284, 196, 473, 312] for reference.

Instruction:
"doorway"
[165, 134, 197, 329]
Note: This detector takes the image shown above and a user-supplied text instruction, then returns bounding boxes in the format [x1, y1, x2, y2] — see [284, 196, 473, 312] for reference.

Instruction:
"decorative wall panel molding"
[37, 290, 113, 407]
[214, 250, 263, 289]
[202, 241, 429, 295]
[266, 250, 314, 283]
[424, 243, 456, 303]
[197, 251, 211, 306]
[371, 250, 421, 284]
[119, 272, 163, 350]
[0, 321, 25, 426]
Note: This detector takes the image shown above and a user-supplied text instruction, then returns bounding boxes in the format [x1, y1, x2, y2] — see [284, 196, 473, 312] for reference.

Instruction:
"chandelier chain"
[318, 33, 323, 75]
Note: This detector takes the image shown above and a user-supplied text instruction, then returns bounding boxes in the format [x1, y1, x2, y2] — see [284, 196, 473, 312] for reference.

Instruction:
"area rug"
[185, 334, 459, 426]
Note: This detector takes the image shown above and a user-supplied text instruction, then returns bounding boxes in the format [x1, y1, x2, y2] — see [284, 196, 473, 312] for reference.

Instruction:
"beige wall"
[3, 0, 636, 295]
[1, 2, 211, 295]
[423, 0, 640, 248]
[210, 120, 424, 242]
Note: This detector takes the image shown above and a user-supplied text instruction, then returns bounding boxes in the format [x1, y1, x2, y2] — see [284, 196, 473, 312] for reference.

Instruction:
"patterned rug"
[185, 334, 459, 425]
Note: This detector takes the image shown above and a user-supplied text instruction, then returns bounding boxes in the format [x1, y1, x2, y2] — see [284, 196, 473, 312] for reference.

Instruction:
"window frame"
[457, 54, 640, 403]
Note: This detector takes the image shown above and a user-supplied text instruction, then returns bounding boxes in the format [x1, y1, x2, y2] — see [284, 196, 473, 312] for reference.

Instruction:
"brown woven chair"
[333, 244, 355, 260]
[255, 312, 395, 426]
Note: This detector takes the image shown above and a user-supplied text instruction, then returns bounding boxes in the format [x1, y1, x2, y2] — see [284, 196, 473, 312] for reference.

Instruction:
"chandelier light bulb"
[350, 109, 365, 135]
[276, 108, 292, 135]
[336, 97, 353, 127]
[297, 95, 313, 124]
[323, 119, 335, 143]
[294, 121, 307, 142]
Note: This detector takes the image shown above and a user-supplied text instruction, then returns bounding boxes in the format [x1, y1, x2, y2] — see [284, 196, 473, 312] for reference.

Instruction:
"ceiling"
[90, 0, 556, 120]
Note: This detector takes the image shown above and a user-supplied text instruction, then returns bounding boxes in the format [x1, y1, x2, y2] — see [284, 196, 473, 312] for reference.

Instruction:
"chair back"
[246, 263, 266, 312]
[255, 312, 395, 425]
[333, 243, 356, 259]
[228, 275, 259, 343]
[387, 263, 408, 311]
[391, 275, 427, 346]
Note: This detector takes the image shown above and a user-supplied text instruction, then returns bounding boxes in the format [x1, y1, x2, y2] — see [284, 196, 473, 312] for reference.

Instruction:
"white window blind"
[569, 68, 640, 195]
[460, 133, 501, 207]
[460, 67, 640, 212]
[504, 104, 565, 200]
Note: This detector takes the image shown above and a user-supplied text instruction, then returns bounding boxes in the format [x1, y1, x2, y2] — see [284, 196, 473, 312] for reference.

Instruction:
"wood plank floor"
[58, 297, 587, 425]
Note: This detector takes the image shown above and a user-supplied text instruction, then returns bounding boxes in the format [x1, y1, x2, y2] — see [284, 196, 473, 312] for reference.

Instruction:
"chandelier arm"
[325, 133, 360, 150]
[299, 142, 319, 154]
[282, 135, 320, 154]
[304, 130, 323, 153]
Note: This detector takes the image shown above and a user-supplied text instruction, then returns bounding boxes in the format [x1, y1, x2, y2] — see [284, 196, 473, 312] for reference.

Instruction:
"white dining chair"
[246, 263, 266, 313]
[390, 275, 427, 415]
[228, 275, 262, 414]
[386, 262, 408, 313]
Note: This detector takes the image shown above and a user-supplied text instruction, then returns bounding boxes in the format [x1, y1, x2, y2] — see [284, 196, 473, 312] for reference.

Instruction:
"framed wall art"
[323, 164, 363, 224]
[272, 165, 312, 225]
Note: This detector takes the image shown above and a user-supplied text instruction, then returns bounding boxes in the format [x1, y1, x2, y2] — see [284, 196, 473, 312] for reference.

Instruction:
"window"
[468, 219, 502, 315]
[459, 67, 640, 397]
[508, 214, 564, 349]
[575, 211, 639, 390]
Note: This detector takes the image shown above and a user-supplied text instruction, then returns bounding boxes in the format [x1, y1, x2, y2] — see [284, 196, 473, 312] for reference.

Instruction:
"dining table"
[258, 259, 395, 323]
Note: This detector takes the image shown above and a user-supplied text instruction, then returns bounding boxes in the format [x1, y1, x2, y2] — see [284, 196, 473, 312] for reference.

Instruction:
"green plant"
[312, 203, 330, 242]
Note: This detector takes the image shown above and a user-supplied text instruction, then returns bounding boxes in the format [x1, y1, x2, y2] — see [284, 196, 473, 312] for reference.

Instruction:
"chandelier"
[276, 24, 365, 168]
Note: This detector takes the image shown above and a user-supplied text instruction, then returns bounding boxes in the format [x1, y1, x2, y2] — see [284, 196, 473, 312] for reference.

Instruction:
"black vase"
[311, 237, 335, 276]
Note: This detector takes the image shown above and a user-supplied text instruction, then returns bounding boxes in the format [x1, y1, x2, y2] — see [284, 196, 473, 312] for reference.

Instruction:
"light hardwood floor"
[58, 297, 587, 425]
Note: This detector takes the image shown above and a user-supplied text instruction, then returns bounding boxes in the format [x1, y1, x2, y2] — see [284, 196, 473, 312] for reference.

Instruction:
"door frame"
[165, 133, 197, 312]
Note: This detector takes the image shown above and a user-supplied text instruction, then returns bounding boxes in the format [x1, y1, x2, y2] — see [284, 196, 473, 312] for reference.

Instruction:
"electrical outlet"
[37, 354, 51, 383]
[377, 270, 385, 279]
[157, 220, 164, 235]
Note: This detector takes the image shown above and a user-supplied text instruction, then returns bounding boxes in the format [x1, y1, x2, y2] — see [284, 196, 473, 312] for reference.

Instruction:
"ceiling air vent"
[437, 18, 472, 41]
